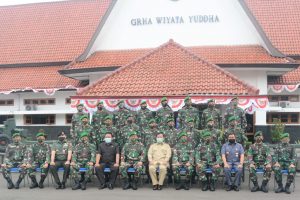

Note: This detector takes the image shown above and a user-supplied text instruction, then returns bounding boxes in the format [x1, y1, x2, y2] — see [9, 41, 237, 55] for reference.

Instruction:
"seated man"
[70, 131, 95, 190]
[27, 131, 51, 189]
[195, 130, 221, 191]
[172, 131, 194, 190]
[120, 131, 145, 190]
[95, 132, 119, 190]
[1, 131, 27, 189]
[247, 131, 272, 193]
[50, 131, 72, 189]
[148, 133, 171, 190]
[273, 133, 296, 194]
[221, 133, 244, 191]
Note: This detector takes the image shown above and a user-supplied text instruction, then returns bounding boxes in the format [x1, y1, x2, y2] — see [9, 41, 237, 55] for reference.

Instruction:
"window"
[24, 99, 55, 105]
[0, 99, 14, 106]
[24, 115, 55, 125]
[66, 114, 73, 124]
[65, 98, 71, 104]
[0, 115, 14, 124]
[267, 112, 299, 124]
[268, 95, 299, 102]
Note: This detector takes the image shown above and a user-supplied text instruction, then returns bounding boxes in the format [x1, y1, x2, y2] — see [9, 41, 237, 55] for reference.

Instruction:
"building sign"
[131, 15, 220, 26]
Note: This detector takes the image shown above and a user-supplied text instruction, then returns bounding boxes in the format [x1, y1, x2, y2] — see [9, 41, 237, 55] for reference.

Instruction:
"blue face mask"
[156, 138, 164, 143]
[104, 138, 112, 144]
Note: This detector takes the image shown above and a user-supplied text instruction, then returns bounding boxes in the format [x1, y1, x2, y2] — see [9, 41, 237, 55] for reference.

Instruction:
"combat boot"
[39, 175, 46, 189]
[184, 180, 190, 190]
[251, 181, 259, 192]
[72, 179, 81, 190]
[201, 181, 208, 191]
[210, 180, 215, 191]
[285, 183, 291, 194]
[81, 180, 87, 190]
[132, 179, 138, 190]
[29, 175, 38, 189]
[14, 176, 24, 189]
[260, 180, 268, 193]
[275, 181, 284, 193]
[122, 178, 130, 190]
[5, 177, 14, 189]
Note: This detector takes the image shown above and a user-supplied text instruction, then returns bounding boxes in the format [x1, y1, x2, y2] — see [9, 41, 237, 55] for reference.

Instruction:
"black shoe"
[275, 183, 284, 193]
[260, 180, 268, 193]
[233, 186, 239, 191]
[285, 184, 291, 194]
[210, 182, 215, 191]
[131, 181, 138, 190]
[153, 185, 158, 190]
[201, 181, 208, 191]
[107, 183, 114, 190]
[56, 184, 62, 189]
[38, 182, 44, 189]
[251, 184, 259, 192]
[226, 185, 232, 191]
[61, 183, 66, 189]
[7, 181, 14, 189]
[175, 183, 182, 190]
[81, 181, 87, 190]
[72, 183, 81, 190]
[122, 182, 130, 190]
[157, 185, 163, 190]
[14, 177, 23, 189]
[184, 183, 190, 190]
[98, 184, 107, 190]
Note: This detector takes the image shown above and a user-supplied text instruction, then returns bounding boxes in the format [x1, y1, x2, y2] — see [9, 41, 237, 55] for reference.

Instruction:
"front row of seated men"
[1, 129, 296, 194]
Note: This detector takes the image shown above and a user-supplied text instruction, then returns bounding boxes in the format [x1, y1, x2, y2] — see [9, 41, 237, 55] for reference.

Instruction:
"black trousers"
[95, 163, 118, 185]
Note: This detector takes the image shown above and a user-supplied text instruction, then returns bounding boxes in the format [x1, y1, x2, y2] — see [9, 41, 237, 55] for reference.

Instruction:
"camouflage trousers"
[273, 162, 296, 184]
[249, 163, 272, 182]
[70, 161, 93, 181]
[1, 162, 27, 179]
[173, 165, 194, 182]
[28, 162, 49, 177]
[119, 161, 143, 179]
[196, 163, 221, 182]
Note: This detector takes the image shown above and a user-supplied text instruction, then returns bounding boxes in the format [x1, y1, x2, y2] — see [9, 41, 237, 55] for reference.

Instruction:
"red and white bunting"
[0, 86, 77, 96]
[268, 84, 299, 93]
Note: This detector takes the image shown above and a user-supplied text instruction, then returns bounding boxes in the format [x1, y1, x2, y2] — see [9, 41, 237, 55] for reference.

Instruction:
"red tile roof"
[274, 65, 300, 84]
[0, 66, 80, 92]
[245, 0, 300, 56]
[68, 45, 291, 70]
[0, 0, 112, 65]
[78, 40, 259, 97]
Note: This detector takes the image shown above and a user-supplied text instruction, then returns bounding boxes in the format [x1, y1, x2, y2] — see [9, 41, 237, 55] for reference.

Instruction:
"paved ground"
[0, 172, 299, 200]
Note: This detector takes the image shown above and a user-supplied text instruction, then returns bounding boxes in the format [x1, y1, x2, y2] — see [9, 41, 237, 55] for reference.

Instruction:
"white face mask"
[104, 138, 112, 143]
[156, 138, 164, 143]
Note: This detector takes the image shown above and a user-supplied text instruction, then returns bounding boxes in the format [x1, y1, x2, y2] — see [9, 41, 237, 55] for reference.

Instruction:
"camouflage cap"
[254, 131, 263, 137]
[207, 99, 215, 103]
[12, 131, 21, 138]
[36, 132, 46, 137]
[177, 131, 187, 139]
[228, 116, 237, 122]
[202, 130, 211, 138]
[77, 103, 84, 108]
[128, 131, 137, 138]
[104, 115, 113, 121]
[161, 97, 168, 102]
[80, 115, 88, 121]
[97, 101, 104, 106]
[140, 100, 147, 105]
[280, 132, 289, 139]
[148, 118, 156, 124]
[184, 96, 191, 103]
[206, 116, 214, 123]
[80, 131, 89, 138]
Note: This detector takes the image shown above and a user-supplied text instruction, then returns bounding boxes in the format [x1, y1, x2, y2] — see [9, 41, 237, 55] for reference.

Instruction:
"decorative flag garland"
[268, 84, 299, 93]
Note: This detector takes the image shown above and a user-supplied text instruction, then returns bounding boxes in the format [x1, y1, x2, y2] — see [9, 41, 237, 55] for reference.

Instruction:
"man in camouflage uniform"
[172, 131, 194, 190]
[114, 100, 131, 129]
[136, 100, 153, 132]
[195, 131, 221, 191]
[1, 131, 27, 189]
[75, 115, 96, 146]
[247, 131, 272, 193]
[118, 114, 140, 150]
[91, 101, 110, 129]
[70, 131, 96, 190]
[200, 117, 222, 149]
[273, 133, 296, 194]
[27, 132, 51, 189]
[223, 97, 247, 131]
[50, 132, 72, 189]
[120, 131, 146, 190]
[178, 96, 199, 129]
[71, 103, 86, 139]
[162, 117, 178, 148]
[201, 99, 221, 129]
[222, 116, 248, 146]
[97, 115, 118, 145]
[182, 117, 201, 149]
[156, 97, 173, 127]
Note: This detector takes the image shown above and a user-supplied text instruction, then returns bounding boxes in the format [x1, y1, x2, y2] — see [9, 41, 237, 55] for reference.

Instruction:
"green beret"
[128, 131, 137, 138]
[140, 100, 147, 105]
[80, 131, 89, 138]
[161, 97, 168, 102]
[184, 96, 191, 103]
[187, 117, 194, 123]
[206, 116, 214, 123]
[117, 100, 124, 105]
[202, 130, 211, 138]
[12, 132, 21, 138]
[148, 118, 156, 124]
[80, 115, 88, 120]
[254, 131, 263, 137]
[178, 131, 187, 139]
[207, 99, 215, 103]
[104, 115, 113, 120]
[280, 133, 289, 139]
[97, 101, 104, 105]
[36, 132, 45, 137]
[167, 117, 174, 123]
[77, 103, 84, 108]
[228, 116, 237, 122]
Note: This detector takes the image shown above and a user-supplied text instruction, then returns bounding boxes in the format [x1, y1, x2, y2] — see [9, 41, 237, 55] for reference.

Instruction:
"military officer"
[71, 103, 86, 140]
[201, 99, 221, 129]
[247, 131, 272, 193]
[200, 117, 222, 149]
[223, 97, 247, 130]
[162, 117, 178, 148]
[1, 131, 27, 189]
[75, 115, 96, 145]
[136, 100, 153, 132]
[97, 115, 118, 145]
[156, 97, 173, 127]
[182, 117, 201, 149]
[91, 101, 110, 129]
[223, 116, 248, 146]
[114, 100, 131, 129]
[178, 96, 199, 129]
[118, 114, 139, 150]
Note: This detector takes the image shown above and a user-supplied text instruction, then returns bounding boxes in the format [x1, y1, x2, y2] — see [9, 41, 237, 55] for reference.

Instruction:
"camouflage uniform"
[182, 123, 201, 149]
[162, 119, 178, 148]
[113, 106, 131, 130]
[223, 126, 247, 146]
[273, 133, 296, 194]
[156, 97, 174, 127]
[172, 132, 194, 190]
[97, 124, 118, 145]
[1, 134, 27, 189]
[201, 107, 221, 129]
[70, 132, 96, 190]
[178, 98, 199, 129]
[247, 131, 272, 192]
[91, 103, 110, 129]
[195, 131, 222, 191]
[118, 121, 139, 150]
[70, 104, 86, 139]
[223, 101, 247, 130]
[120, 133, 145, 189]
[136, 101, 153, 132]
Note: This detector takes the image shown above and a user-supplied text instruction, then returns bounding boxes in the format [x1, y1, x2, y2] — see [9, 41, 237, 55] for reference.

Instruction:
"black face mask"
[229, 139, 235, 144]
[58, 137, 65, 142]
[207, 124, 213, 129]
